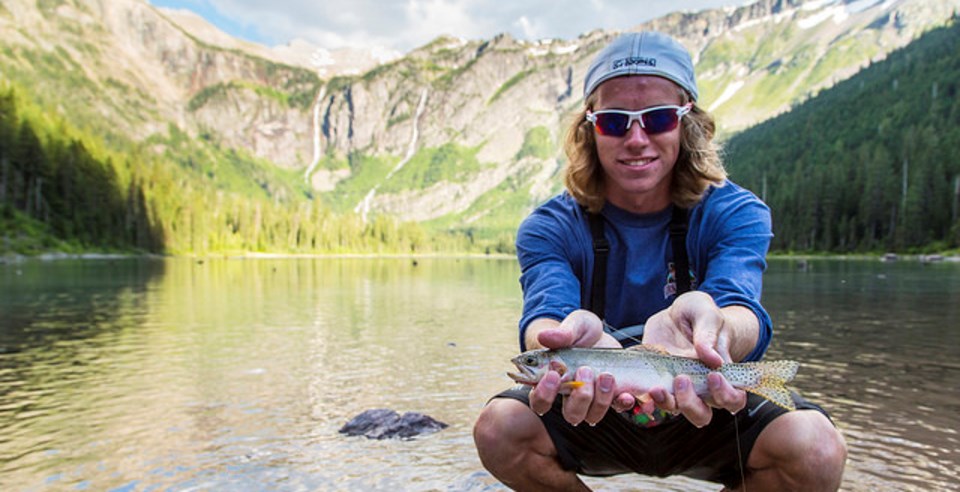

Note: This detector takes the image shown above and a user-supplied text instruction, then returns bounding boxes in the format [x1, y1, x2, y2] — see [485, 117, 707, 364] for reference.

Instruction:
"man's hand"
[643, 291, 729, 363]
[526, 311, 634, 424]
[527, 309, 620, 351]
[641, 291, 757, 424]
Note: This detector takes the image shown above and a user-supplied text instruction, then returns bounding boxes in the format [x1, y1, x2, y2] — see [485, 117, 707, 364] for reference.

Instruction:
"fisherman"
[473, 31, 847, 491]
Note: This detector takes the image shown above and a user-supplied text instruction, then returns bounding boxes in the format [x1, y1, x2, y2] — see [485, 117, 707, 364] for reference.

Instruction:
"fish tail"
[727, 360, 800, 411]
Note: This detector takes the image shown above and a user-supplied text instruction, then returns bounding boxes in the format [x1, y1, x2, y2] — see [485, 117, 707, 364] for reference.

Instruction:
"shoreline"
[2, 251, 958, 264]
[0, 251, 519, 264]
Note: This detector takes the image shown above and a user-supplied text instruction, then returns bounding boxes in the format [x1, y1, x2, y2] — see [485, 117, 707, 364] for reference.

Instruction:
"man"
[473, 31, 847, 491]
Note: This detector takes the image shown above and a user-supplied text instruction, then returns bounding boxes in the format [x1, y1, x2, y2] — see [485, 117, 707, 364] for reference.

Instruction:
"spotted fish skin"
[508, 347, 800, 410]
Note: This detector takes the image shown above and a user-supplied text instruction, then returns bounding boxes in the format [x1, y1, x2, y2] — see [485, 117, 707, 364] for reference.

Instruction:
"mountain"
[1, 0, 958, 254]
[1, 0, 322, 171]
[310, 0, 960, 231]
[157, 7, 401, 78]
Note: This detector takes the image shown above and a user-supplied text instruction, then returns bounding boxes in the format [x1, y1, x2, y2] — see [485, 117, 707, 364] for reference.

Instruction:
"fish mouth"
[507, 362, 538, 385]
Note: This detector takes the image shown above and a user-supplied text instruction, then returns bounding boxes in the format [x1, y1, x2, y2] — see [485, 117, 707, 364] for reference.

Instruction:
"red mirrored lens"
[594, 113, 630, 136]
[642, 109, 680, 134]
[593, 108, 680, 137]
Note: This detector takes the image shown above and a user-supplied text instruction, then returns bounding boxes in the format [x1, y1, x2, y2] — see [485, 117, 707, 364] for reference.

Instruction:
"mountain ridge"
[1, 0, 959, 253]
[307, 0, 959, 226]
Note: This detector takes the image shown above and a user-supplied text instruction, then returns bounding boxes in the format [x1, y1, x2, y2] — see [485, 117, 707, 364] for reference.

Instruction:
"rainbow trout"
[508, 347, 800, 410]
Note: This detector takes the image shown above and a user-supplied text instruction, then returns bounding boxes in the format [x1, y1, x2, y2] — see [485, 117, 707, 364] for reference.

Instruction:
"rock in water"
[338, 409, 397, 439]
[339, 409, 448, 440]
[395, 411, 449, 439]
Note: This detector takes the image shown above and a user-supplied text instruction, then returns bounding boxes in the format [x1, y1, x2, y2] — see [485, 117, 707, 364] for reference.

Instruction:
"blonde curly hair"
[563, 86, 726, 213]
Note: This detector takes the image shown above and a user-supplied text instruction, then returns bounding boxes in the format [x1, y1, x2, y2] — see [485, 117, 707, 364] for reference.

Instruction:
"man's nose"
[623, 119, 650, 144]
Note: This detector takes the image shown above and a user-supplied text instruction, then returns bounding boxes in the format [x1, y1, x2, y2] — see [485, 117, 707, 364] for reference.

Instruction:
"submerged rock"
[339, 408, 448, 440]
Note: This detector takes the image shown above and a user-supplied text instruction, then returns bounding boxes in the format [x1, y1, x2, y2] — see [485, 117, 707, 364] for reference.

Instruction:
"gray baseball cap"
[583, 31, 698, 101]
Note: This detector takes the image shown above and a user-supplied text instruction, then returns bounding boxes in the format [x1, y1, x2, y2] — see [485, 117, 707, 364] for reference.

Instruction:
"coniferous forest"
[0, 89, 156, 253]
[725, 18, 960, 254]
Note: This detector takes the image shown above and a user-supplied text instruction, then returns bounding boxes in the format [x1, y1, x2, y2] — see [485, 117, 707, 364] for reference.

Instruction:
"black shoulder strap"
[586, 207, 690, 321]
[670, 206, 691, 296]
[587, 212, 608, 320]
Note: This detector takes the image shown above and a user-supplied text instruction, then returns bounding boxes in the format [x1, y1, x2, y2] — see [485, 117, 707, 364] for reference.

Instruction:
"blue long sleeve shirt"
[516, 181, 773, 361]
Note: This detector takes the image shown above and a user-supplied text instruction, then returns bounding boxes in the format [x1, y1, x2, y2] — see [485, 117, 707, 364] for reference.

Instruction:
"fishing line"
[735, 413, 746, 491]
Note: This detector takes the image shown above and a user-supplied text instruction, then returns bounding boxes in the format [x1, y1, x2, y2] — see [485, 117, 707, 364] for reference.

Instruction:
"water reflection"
[0, 258, 524, 491]
[0, 257, 958, 491]
[763, 259, 960, 490]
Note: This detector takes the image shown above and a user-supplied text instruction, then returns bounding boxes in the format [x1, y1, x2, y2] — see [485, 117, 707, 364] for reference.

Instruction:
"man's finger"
[561, 367, 595, 425]
[537, 327, 574, 349]
[694, 327, 725, 369]
[707, 372, 747, 413]
[674, 375, 712, 427]
[584, 372, 615, 425]
[611, 392, 636, 413]
[649, 387, 677, 414]
[530, 370, 560, 415]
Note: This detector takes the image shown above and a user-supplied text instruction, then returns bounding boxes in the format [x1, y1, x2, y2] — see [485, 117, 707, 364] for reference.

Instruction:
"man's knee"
[791, 411, 846, 467]
[474, 398, 537, 458]
[474, 398, 582, 490]
[474, 399, 539, 479]
[805, 414, 847, 479]
[750, 410, 847, 490]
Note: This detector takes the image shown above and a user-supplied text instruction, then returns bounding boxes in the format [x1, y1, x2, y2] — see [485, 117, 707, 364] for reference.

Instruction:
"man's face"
[591, 75, 684, 214]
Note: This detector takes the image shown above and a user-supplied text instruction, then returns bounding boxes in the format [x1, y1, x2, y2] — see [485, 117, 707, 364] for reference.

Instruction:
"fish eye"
[523, 355, 538, 366]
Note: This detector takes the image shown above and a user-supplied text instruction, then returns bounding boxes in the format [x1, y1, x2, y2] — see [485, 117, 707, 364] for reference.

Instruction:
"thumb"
[538, 327, 574, 349]
[694, 327, 726, 369]
[564, 310, 604, 347]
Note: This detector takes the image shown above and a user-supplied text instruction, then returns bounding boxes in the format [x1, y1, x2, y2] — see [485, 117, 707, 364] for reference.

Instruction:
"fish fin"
[549, 360, 569, 376]
[764, 360, 800, 382]
[556, 380, 586, 395]
[629, 344, 671, 355]
[560, 381, 585, 391]
[746, 386, 796, 411]
[735, 360, 800, 411]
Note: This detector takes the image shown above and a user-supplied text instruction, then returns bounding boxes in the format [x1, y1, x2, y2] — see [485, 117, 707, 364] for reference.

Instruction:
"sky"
[147, 0, 745, 55]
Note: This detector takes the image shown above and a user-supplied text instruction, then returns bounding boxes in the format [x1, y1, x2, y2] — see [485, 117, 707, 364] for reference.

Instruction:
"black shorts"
[494, 386, 832, 489]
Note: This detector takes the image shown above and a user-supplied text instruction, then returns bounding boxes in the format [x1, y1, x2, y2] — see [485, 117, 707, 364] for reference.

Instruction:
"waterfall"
[303, 86, 327, 184]
[354, 88, 429, 222]
[386, 87, 429, 180]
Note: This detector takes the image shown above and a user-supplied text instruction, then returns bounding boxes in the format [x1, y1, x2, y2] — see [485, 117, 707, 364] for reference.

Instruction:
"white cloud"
[400, 0, 482, 45]
[156, 0, 743, 52]
[514, 16, 536, 40]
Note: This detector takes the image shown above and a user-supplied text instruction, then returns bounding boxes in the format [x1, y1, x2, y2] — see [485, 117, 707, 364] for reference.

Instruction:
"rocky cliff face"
[2, 0, 958, 227]
[313, 0, 960, 222]
[0, 0, 320, 168]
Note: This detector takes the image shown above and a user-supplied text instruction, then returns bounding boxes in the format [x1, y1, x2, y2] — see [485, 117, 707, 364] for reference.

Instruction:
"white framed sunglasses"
[586, 104, 692, 137]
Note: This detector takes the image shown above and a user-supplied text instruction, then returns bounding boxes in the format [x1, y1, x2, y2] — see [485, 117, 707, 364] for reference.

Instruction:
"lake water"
[1, 256, 958, 491]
